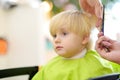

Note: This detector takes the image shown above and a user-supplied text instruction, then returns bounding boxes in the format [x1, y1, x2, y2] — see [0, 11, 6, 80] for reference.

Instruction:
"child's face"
[52, 27, 85, 58]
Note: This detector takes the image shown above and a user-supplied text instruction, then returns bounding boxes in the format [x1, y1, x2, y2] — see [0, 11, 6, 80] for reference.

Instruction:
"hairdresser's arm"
[79, 0, 103, 27]
[95, 32, 120, 64]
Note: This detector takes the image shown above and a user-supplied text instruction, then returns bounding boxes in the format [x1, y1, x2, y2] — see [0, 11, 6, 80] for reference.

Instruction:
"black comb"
[101, 5, 105, 34]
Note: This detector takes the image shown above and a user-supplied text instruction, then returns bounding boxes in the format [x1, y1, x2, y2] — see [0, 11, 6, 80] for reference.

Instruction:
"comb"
[101, 5, 105, 34]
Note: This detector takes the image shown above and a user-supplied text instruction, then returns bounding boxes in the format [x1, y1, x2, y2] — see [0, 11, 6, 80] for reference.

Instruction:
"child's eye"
[53, 34, 56, 38]
[63, 32, 67, 36]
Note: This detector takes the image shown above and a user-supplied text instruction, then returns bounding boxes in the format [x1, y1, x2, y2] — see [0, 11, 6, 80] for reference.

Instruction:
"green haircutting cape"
[32, 50, 120, 80]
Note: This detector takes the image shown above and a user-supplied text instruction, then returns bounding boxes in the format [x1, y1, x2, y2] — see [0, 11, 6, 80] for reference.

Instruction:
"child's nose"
[54, 36, 61, 43]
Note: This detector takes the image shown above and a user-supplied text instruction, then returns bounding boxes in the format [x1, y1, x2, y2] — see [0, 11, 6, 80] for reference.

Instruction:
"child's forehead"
[56, 26, 70, 32]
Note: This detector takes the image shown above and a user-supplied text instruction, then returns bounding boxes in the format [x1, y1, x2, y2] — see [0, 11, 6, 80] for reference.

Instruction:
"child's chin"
[57, 53, 67, 57]
[59, 54, 71, 58]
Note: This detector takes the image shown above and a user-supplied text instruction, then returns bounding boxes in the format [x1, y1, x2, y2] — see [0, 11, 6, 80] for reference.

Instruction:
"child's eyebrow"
[59, 27, 69, 32]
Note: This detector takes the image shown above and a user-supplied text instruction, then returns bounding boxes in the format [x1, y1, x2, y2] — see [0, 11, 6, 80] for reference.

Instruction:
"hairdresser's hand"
[95, 32, 120, 64]
[79, 0, 103, 27]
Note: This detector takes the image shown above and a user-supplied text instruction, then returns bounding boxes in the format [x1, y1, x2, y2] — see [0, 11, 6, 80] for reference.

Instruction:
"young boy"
[32, 10, 119, 80]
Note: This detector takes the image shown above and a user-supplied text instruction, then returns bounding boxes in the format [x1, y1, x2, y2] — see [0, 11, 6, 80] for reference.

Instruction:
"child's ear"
[82, 35, 90, 44]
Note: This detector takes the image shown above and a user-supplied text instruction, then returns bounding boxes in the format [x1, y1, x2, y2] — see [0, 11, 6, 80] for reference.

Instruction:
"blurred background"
[0, 0, 120, 80]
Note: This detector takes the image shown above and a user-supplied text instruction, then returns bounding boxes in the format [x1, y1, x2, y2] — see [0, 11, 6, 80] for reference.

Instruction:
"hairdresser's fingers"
[102, 41, 112, 47]
[95, 0, 103, 27]
[87, 0, 103, 19]
[94, 0, 103, 19]
[95, 38, 111, 59]
[79, 0, 95, 15]
[86, 0, 96, 14]
[97, 32, 104, 38]
[79, 0, 103, 28]
[97, 36, 111, 44]
[96, 36, 111, 49]
[88, 0, 103, 27]
[96, 18, 102, 28]
[95, 40, 106, 55]
[95, 36, 104, 52]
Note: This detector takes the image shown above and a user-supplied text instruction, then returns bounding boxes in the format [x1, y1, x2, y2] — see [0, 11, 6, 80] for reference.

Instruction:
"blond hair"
[50, 10, 97, 50]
